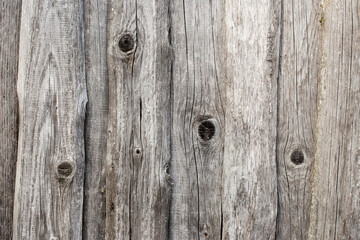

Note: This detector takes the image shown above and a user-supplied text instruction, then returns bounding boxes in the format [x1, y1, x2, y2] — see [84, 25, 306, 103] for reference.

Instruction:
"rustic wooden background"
[0, 0, 359, 239]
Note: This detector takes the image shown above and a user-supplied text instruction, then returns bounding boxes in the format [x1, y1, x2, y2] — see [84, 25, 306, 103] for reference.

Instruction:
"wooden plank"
[83, 0, 108, 239]
[0, 1, 21, 239]
[221, 1, 280, 239]
[169, 1, 226, 239]
[309, 1, 360, 239]
[275, 0, 320, 239]
[12, 1, 87, 239]
[105, 0, 172, 239]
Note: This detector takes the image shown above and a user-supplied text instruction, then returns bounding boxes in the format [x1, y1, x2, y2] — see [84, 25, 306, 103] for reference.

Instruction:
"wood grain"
[309, 1, 360, 239]
[0, 1, 21, 239]
[12, 0, 87, 239]
[221, 0, 280, 239]
[275, 0, 320, 239]
[105, 0, 172, 239]
[169, 1, 226, 239]
[83, 0, 108, 239]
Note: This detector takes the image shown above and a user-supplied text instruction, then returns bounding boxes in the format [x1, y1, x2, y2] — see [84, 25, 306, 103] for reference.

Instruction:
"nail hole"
[135, 148, 141, 155]
[198, 120, 216, 141]
[57, 161, 73, 177]
[290, 150, 305, 165]
[203, 232, 209, 238]
[118, 34, 134, 53]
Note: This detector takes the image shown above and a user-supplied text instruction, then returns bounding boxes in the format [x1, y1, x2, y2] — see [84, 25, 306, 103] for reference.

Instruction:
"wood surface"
[222, 1, 280, 239]
[83, 0, 108, 238]
[309, 1, 360, 239]
[276, 0, 320, 239]
[12, 0, 87, 239]
[169, 1, 225, 239]
[105, 0, 172, 239]
[0, 0, 358, 239]
[0, 1, 22, 239]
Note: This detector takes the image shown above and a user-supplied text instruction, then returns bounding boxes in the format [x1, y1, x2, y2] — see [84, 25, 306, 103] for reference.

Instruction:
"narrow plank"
[83, 0, 108, 238]
[169, 1, 226, 239]
[222, 0, 280, 239]
[0, 1, 22, 239]
[105, 0, 172, 239]
[309, 1, 360, 239]
[13, 1, 87, 239]
[276, 0, 320, 239]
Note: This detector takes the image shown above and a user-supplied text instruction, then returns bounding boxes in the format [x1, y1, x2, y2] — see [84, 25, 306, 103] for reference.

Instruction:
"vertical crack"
[167, 1, 173, 238]
[275, 0, 284, 238]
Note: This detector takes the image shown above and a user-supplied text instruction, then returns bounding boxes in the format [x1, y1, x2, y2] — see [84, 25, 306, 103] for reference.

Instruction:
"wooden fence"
[0, 0, 359, 239]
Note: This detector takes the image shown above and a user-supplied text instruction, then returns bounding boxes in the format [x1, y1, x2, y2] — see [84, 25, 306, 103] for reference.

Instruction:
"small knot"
[118, 34, 135, 53]
[198, 120, 216, 141]
[55, 161, 75, 183]
[290, 150, 305, 165]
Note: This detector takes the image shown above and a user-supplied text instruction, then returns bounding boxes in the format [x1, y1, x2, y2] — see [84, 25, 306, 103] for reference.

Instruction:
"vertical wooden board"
[276, 0, 320, 239]
[83, 0, 108, 239]
[309, 1, 360, 239]
[222, 0, 279, 239]
[13, 1, 87, 239]
[0, 1, 21, 239]
[169, 1, 226, 239]
[105, 0, 172, 239]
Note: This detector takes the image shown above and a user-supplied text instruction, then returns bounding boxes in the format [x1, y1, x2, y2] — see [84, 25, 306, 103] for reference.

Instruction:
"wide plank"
[222, 0, 280, 239]
[105, 0, 172, 239]
[13, 1, 87, 239]
[0, 1, 21, 239]
[169, 1, 226, 239]
[309, 1, 360, 239]
[276, 0, 320, 239]
[83, 0, 108, 238]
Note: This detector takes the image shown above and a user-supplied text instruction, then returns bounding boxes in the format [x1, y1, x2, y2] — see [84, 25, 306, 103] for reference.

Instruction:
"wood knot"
[198, 120, 216, 141]
[133, 147, 142, 159]
[55, 161, 75, 183]
[290, 149, 305, 165]
[118, 34, 135, 53]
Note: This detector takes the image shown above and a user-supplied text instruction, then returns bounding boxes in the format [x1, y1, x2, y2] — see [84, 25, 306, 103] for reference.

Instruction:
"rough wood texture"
[105, 0, 172, 239]
[309, 1, 360, 239]
[222, 1, 279, 239]
[83, 0, 108, 239]
[169, 1, 226, 239]
[0, 1, 21, 239]
[13, 0, 87, 239]
[276, 0, 320, 239]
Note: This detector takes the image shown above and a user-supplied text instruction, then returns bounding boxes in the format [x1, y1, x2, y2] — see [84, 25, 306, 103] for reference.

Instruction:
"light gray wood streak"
[276, 0, 320, 239]
[169, 1, 226, 239]
[83, 0, 108, 239]
[0, 1, 21, 239]
[105, 0, 172, 239]
[13, 0, 87, 239]
[222, 0, 279, 239]
[309, 1, 360, 239]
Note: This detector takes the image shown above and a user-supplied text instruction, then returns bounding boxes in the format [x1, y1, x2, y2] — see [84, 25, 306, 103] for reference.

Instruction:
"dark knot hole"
[118, 34, 135, 53]
[290, 150, 305, 165]
[57, 162, 73, 177]
[198, 120, 216, 141]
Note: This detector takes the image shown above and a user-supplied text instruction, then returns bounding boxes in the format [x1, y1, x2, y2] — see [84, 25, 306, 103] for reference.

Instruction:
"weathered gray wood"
[221, 1, 279, 239]
[276, 1, 320, 239]
[12, 0, 87, 239]
[169, 1, 226, 239]
[309, 1, 360, 239]
[83, 0, 108, 239]
[0, 1, 21, 239]
[105, 0, 172, 239]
